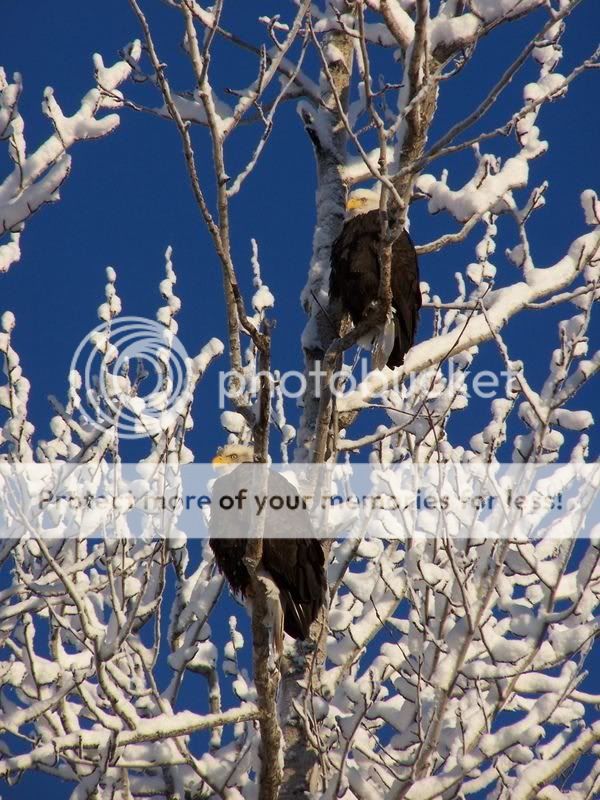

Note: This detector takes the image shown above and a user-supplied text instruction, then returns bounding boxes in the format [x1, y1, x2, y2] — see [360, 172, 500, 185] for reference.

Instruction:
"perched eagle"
[209, 445, 326, 654]
[329, 188, 421, 368]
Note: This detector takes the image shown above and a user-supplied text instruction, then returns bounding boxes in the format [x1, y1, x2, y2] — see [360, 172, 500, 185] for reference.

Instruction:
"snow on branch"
[338, 219, 599, 413]
[0, 42, 141, 272]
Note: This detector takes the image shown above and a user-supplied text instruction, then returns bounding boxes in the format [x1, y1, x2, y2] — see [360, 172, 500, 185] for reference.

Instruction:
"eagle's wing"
[330, 212, 381, 324]
[263, 537, 326, 640]
[388, 230, 421, 367]
[208, 467, 254, 596]
[262, 471, 326, 641]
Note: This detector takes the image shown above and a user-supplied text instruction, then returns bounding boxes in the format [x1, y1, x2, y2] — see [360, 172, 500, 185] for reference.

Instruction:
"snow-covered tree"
[1, 2, 599, 799]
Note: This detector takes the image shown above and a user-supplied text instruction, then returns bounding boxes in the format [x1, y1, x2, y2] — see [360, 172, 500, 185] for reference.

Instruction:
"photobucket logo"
[70, 316, 189, 439]
[218, 360, 515, 408]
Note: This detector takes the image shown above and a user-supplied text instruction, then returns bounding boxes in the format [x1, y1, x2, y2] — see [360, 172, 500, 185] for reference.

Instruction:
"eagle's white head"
[212, 443, 255, 467]
[345, 187, 381, 218]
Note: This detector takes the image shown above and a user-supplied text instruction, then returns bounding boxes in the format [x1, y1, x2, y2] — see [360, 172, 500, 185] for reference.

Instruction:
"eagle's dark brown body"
[209, 466, 326, 642]
[330, 209, 421, 367]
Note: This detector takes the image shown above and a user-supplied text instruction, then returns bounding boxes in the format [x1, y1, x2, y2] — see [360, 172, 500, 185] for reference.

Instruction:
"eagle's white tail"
[255, 568, 284, 664]
[371, 311, 397, 370]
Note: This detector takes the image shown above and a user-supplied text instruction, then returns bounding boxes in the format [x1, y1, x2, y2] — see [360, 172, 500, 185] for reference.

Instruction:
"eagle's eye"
[230, 454, 239, 462]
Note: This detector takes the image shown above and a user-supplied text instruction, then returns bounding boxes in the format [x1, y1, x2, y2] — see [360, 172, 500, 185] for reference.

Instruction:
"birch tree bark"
[284, 8, 355, 793]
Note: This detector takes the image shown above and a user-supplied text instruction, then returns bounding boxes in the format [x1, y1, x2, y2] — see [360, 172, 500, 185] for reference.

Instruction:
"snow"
[43, 88, 120, 142]
[418, 561, 448, 588]
[470, 0, 542, 23]
[1, 47, 142, 272]
[93, 41, 142, 89]
[581, 189, 600, 225]
[167, 91, 234, 137]
[0, 231, 21, 272]
[1, 310, 15, 332]
[97, 302, 111, 322]
[1, 152, 72, 231]
[429, 15, 480, 51]
[417, 156, 530, 222]
[343, 147, 394, 184]
[252, 285, 275, 313]
[550, 408, 593, 431]
[220, 411, 246, 434]
[338, 225, 599, 413]
[192, 338, 224, 375]
[343, 569, 377, 603]
[375, 0, 415, 47]
[188, 1, 215, 28]
[156, 306, 173, 326]
[324, 43, 345, 65]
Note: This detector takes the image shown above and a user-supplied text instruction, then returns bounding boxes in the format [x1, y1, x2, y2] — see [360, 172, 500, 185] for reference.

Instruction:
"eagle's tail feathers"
[256, 569, 285, 660]
[284, 593, 311, 640]
[386, 312, 407, 369]
[372, 312, 397, 370]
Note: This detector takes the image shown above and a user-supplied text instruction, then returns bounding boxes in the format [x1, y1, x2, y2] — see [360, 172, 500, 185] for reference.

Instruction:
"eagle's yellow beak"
[212, 454, 228, 466]
[346, 196, 364, 211]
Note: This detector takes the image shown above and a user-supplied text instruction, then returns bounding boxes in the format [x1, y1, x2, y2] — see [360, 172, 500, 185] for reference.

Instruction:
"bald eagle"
[209, 445, 326, 654]
[329, 188, 421, 369]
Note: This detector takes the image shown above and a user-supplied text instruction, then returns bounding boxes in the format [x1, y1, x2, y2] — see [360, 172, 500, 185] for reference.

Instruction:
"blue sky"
[1, 1, 599, 796]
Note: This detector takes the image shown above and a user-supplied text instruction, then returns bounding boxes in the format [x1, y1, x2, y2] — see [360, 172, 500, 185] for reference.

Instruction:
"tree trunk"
[282, 13, 355, 798]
